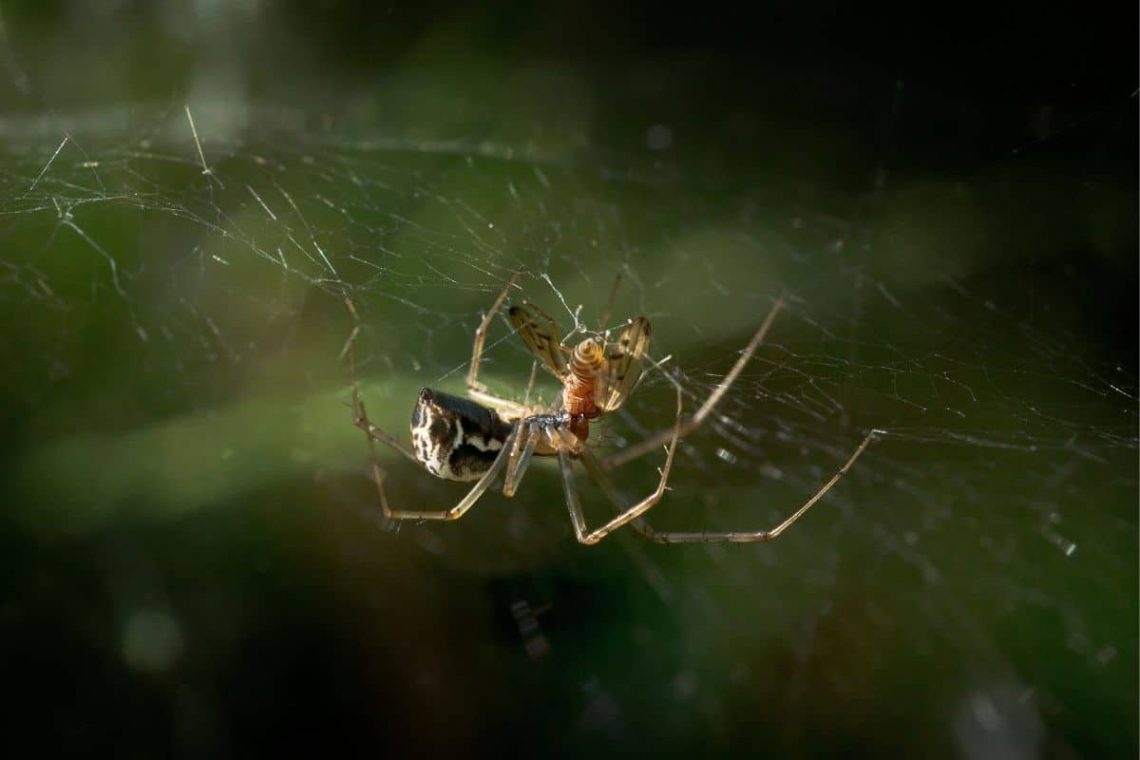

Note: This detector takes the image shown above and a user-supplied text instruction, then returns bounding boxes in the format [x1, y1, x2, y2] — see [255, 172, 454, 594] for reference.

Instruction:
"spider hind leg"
[556, 386, 683, 545]
[346, 303, 519, 522]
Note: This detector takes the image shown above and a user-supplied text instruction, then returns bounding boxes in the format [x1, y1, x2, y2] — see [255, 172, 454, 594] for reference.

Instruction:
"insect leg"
[595, 270, 624, 331]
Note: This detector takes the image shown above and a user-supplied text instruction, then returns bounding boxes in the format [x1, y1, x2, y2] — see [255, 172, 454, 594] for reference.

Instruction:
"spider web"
[2, 66, 1135, 760]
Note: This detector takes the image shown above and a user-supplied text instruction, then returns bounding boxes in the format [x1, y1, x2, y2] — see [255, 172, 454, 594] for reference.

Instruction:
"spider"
[348, 273, 879, 545]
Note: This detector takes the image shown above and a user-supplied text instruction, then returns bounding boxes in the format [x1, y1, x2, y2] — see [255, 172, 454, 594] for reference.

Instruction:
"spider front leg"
[580, 429, 882, 543]
[466, 270, 528, 416]
[555, 386, 683, 545]
[602, 295, 785, 470]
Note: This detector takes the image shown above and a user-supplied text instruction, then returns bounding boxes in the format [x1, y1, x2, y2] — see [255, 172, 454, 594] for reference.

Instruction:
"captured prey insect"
[348, 273, 880, 545]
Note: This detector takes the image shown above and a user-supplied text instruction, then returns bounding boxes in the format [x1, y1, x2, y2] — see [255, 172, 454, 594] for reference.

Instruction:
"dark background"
[1, 1, 1136, 756]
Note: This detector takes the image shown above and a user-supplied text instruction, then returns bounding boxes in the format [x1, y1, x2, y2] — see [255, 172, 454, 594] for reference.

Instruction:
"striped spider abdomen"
[410, 387, 514, 481]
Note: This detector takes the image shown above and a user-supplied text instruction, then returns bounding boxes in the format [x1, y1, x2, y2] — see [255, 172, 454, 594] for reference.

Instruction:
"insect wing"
[597, 317, 651, 411]
[508, 302, 571, 379]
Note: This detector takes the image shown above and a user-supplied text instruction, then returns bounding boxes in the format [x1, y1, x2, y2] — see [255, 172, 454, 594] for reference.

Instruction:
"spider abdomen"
[410, 388, 514, 482]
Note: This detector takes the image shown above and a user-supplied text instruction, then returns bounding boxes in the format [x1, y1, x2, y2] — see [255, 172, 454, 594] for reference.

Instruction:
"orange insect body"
[509, 300, 650, 444]
[563, 338, 606, 440]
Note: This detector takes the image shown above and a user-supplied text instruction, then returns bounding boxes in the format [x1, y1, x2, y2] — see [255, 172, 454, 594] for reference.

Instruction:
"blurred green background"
[1, 1, 1135, 756]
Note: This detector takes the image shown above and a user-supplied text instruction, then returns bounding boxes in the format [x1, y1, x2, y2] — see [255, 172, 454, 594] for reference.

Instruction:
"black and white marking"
[410, 388, 514, 481]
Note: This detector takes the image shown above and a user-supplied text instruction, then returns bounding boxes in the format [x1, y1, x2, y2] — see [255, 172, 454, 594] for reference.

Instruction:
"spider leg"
[585, 429, 881, 542]
[466, 271, 525, 417]
[502, 420, 543, 497]
[344, 318, 421, 467]
[352, 388, 420, 466]
[575, 445, 659, 541]
[345, 307, 521, 520]
[468, 388, 528, 418]
[557, 386, 682, 545]
[365, 420, 521, 521]
[601, 295, 784, 470]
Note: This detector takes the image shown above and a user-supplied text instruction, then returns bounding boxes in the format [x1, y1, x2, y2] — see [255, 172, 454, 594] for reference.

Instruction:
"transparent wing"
[508, 302, 571, 379]
[596, 316, 652, 412]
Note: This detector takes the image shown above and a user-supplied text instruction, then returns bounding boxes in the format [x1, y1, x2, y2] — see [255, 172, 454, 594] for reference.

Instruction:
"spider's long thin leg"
[601, 295, 784, 470]
[584, 429, 881, 543]
[466, 271, 526, 415]
[503, 420, 543, 497]
[366, 423, 521, 521]
[344, 303, 519, 520]
[352, 386, 420, 466]
[343, 317, 420, 466]
[557, 386, 682, 545]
